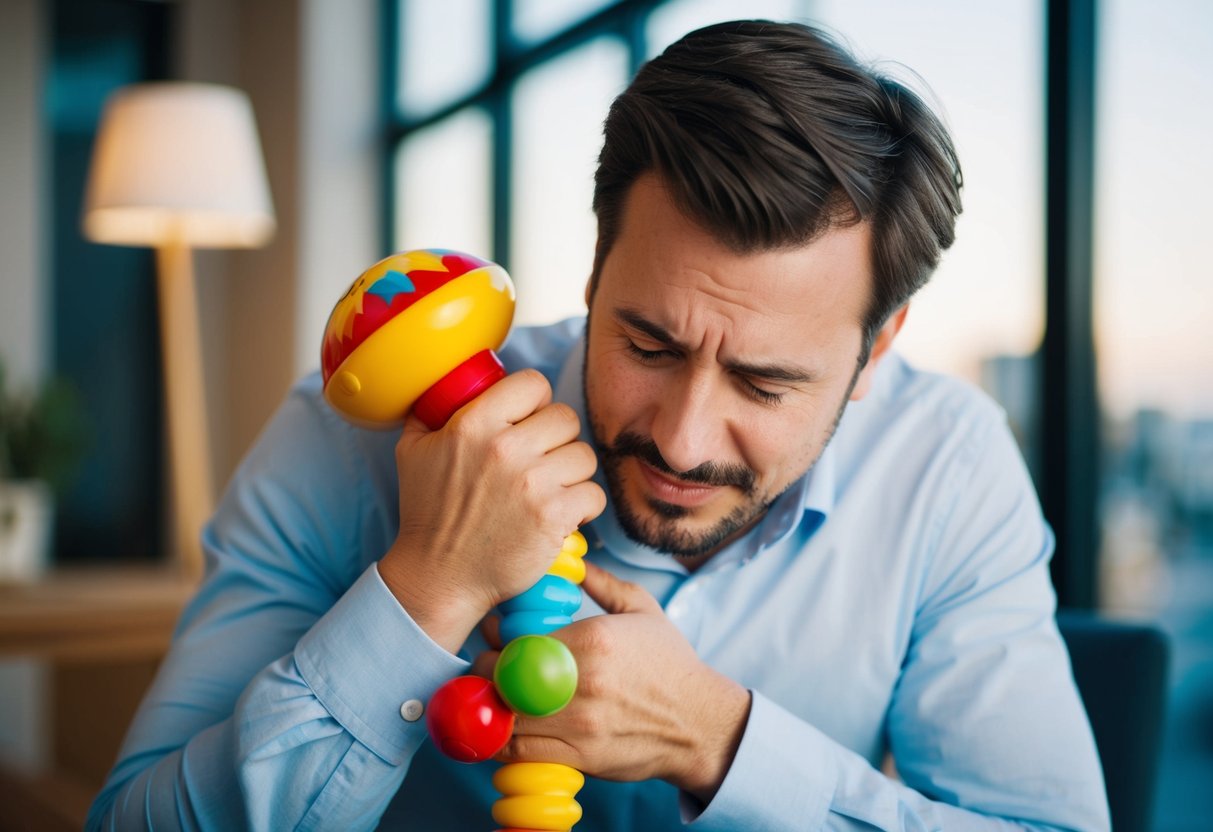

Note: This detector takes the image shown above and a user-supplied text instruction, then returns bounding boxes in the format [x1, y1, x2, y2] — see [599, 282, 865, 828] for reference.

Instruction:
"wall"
[0, 0, 49, 778]
[298, 0, 382, 386]
[0, 0, 46, 389]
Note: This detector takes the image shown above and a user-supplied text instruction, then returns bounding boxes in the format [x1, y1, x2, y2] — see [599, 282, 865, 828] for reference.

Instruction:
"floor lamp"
[82, 82, 275, 581]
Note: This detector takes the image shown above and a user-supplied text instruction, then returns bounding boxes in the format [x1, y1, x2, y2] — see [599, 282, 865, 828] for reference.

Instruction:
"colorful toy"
[320, 249, 588, 831]
[321, 248, 514, 430]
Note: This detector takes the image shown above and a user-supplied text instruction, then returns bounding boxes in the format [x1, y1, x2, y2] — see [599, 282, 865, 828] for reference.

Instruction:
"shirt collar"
[553, 328, 835, 575]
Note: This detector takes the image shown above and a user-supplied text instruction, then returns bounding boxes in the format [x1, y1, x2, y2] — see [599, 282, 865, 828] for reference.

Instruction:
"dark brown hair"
[590, 20, 963, 362]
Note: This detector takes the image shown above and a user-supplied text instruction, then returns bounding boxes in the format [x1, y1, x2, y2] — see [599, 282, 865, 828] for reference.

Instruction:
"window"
[395, 0, 492, 120]
[49, 0, 171, 562]
[809, 1, 1044, 464]
[1095, 0, 1213, 825]
[645, 0, 808, 53]
[394, 107, 493, 257]
[387, 1, 641, 324]
[510, 38, 628, 324]
[513, 0, 618, 43]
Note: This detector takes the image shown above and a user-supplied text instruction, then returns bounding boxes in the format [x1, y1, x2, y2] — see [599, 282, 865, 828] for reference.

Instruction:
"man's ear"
[849, 305, 909, 401]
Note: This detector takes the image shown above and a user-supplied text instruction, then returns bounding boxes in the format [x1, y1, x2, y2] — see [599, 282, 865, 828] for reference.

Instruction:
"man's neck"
[675, 550, 716, 573]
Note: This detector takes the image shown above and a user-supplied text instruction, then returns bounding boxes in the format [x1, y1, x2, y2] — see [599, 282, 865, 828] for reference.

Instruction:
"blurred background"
[0, 0, 1209, 829]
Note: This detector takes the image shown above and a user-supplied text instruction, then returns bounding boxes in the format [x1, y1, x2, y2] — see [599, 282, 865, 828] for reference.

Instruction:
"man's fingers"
[513, 401, 582, 450]
[480, 614, 504, 649]
[493, 733, 578, 768]
[448, 368, 553, 430]
[580, 561, 661, 615]
[568, 481, 608, 529]
[541, 440, 599, 487]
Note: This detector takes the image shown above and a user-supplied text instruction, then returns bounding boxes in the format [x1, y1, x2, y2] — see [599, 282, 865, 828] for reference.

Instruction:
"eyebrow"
[613, 307, 819, 384]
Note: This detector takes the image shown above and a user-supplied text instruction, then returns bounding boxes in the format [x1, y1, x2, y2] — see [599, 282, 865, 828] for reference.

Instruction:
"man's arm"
[687, 557, 1106, 830]
[693, 411, 1110, 831]
[89, 366, 605, 831]
[87, 382, 467, 831]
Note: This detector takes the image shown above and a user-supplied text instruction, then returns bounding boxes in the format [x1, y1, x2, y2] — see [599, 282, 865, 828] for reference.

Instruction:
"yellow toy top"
[320, 249, 515, 429]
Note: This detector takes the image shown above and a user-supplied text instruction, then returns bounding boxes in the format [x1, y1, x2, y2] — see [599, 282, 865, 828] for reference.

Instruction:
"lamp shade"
[83, 82, 275, 248]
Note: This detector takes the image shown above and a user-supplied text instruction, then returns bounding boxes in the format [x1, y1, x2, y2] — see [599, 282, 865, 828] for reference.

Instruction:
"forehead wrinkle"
[669, 265, 801, 320]
[663, 265, 825, 355]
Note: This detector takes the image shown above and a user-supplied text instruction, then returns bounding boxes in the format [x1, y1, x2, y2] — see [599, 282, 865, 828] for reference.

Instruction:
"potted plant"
[0, 359, 88, 582]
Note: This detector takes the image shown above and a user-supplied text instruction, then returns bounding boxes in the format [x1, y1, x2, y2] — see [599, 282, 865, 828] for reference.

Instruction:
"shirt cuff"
[295, 563, 469, 766]
[685, 690, 837, 830]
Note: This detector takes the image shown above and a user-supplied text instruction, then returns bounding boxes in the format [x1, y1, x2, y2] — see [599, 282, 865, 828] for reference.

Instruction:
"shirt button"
[400, 699, 425, 722]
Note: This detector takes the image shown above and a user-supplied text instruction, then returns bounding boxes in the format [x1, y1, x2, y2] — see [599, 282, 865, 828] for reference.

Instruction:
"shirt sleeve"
[87, 381, 467, 831]
[686, 410, 1111, 832]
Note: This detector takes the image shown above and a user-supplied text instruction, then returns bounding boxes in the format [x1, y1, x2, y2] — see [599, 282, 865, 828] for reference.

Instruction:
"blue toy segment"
[498, 575, 582, 640]
[499, 575, 581, 616]
[499, 611, 572, 643]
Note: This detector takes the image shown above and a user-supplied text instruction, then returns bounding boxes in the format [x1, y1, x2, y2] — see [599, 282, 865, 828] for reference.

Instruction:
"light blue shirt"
[89, 319, 1109, 831]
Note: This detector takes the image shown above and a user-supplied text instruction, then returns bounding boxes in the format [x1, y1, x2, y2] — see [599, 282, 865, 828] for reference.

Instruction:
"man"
[90, 20, 1109, 831]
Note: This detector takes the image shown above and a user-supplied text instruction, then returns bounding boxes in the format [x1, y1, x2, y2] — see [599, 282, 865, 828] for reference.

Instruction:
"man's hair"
[590, 20, 963, 362]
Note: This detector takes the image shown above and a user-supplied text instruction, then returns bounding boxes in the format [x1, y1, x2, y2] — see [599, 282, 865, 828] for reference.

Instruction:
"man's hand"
[478, 562, 752, 804]
[378, 370, 606, 653]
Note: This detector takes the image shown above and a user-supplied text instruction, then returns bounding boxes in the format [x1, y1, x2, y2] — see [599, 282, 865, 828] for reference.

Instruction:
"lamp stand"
[155, 239, 214, 582]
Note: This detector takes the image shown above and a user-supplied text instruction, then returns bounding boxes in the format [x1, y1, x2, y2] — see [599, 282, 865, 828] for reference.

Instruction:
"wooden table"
[0, 565, 194, 660]
[0, 565, 195, 831]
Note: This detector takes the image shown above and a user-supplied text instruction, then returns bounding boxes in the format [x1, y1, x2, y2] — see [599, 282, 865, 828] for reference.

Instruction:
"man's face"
[584, 174, 876, 559]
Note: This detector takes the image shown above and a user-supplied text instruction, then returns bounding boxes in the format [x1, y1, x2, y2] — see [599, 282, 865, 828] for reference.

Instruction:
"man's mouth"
[635, 460, 725, 508]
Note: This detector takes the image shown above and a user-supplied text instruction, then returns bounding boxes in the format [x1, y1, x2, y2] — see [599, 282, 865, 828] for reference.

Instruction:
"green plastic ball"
[494, 635, 578, 717]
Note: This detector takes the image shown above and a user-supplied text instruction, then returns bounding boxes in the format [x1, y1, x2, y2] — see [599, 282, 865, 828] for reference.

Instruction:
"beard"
[581, 331, 861, 560]
[592, 426, 772, 557]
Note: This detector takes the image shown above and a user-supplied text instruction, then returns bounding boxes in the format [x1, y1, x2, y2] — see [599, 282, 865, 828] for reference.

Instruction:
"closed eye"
[627, 341, 788, 404]
[739, 378, 787, 405]
[625, 341, 676, 363]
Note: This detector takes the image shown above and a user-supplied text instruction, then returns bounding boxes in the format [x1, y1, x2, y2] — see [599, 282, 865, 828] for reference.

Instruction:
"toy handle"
[413, 349, 506, 430]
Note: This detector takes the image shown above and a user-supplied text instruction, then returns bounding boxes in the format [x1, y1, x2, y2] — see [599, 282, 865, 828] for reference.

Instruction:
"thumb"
[580, 561, 661, 615]
[470, 649, 500, 679]
[479, 614, 504, 650]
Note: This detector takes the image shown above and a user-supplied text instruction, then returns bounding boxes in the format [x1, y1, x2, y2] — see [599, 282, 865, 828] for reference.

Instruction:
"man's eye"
[625, 341, 673, 362]
[742, 379, 787, 405]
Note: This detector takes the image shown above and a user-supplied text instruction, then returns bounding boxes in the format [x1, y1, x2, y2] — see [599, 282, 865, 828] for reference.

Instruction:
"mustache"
[604, 431, 757, 493]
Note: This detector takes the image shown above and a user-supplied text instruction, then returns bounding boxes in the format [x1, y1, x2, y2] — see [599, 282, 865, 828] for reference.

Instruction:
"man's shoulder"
[835, 353, 1012, 473]
[272, 371, 397, 482]
[863, 351, 1004, 436]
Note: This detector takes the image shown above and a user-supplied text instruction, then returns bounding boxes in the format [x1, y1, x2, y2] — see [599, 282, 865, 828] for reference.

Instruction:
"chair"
[1056, 610, 1169, 832]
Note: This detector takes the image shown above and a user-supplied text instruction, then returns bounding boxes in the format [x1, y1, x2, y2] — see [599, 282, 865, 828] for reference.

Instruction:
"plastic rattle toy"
[320, 249, 588, 831]
[321, 248, 514, 430]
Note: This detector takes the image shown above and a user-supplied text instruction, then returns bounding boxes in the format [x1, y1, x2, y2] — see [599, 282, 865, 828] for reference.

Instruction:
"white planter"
[0, 480, 53, 583]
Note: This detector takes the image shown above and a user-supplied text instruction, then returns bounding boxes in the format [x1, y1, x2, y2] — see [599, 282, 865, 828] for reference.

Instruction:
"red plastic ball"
[426, 675, 515, 763]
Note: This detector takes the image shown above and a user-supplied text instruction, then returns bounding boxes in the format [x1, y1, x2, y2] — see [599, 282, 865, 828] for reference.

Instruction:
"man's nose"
[648, 370, 727, 475]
